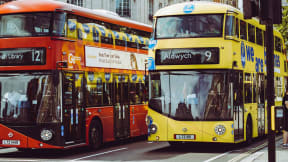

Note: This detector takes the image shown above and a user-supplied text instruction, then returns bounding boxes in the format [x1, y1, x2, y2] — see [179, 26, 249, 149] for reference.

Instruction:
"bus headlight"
[40, 129, 53, 141]
[214, 125, 226, 135]
[149, 124, 157, 134]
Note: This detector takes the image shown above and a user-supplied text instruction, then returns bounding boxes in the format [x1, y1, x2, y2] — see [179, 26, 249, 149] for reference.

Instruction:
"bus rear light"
[40, 129, 53, 141]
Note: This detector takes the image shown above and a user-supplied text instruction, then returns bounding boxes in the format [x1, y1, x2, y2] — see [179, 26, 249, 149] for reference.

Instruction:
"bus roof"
[0, 0, 152, 32]
[154, 1, 240, 17]
[153, 1, 284, 36]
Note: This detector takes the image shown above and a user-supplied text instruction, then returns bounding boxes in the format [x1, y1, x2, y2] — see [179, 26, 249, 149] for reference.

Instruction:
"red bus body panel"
[0, 0, 150, 149]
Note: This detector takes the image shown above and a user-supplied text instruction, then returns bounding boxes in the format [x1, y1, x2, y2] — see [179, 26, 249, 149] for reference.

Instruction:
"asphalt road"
[0, 135, 282, 162]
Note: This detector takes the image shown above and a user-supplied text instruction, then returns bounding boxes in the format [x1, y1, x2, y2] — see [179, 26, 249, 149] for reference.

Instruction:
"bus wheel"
[89, 120, 102, 150]
[246, 118, 252, 145]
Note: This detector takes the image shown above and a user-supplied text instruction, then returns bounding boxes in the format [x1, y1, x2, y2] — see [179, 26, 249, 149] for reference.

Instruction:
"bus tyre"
[246, 118, 252, 145]
[89, 120, 102, 150]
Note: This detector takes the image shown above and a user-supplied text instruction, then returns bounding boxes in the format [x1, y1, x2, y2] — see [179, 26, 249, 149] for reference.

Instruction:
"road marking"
[228, 136, 282, 162]
[71, 147, 128, 161]
[240, 152, 264, 162]
[0, 160, 37, 162]
[0, 148, 17, 154]
[203, 151, 232, 162]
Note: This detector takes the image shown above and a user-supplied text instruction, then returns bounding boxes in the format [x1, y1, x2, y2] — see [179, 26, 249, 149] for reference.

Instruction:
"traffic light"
[243, 0, 282, 24]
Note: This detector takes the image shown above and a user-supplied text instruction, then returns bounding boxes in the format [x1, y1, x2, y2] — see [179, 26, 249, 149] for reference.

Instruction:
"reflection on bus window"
[225, 15, 238, 37]
[149, 71, 232, 121]
[156, 14, 223, 39]
[0, 13, 52, 38]
[0, 73, 60, 124]
[53, 12, 67, 36]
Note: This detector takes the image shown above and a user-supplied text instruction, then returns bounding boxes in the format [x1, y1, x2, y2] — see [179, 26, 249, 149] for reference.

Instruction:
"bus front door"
[113, 74, 130, 139]
[62, 72, 86, 145]
[233, 71, 244, 141]
[257, 74, 265, 136]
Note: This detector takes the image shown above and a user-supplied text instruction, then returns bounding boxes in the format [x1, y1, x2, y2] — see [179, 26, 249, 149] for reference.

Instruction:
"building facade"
[1, 0, 287, 24]
[57, 0, 240, 24]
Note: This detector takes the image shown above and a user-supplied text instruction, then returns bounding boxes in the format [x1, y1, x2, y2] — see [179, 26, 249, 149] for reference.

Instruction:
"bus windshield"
[155, 14, 223, 39]
[149, 71, 233, 121]
[0, 73, 61, 124]
[0, 13, 52, 38]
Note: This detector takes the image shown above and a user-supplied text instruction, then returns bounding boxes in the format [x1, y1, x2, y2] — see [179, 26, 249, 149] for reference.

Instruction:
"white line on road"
[240, 152, 264, 162]
[0, 160, 37, 162]
[203, 151, 232, 162]
[71, 147, 128, 161]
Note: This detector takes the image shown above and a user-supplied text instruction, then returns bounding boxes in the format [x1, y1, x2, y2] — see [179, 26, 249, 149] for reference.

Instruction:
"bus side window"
[248, 23, 255, 43]
[256, 28, 263, 46]
[244, 73, 252, 103]
[225, 16, 239, 38]
[275, 36, 282, 52]
[253, 74, 257, 103]
[235, 18, 239, 38]
[240, 20, 247, 40]
[52, 12, 67, 37]
[225, 15, 234, 36]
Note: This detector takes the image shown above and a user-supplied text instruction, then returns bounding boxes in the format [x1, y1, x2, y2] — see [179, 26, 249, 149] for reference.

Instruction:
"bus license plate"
[2, 140, 20, 145]
[174, 134, 195, 140]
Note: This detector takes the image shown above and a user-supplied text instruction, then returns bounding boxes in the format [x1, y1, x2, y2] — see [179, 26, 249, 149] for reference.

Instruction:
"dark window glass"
[275, 36, 282, 52]
[253, 74, 257, 103]
[248, 23, 255, 43]
[240, 20, 247, 40]
[244, 73, 252, 103]
[256, 28, 263, 46]
[53, 12, 67, 37]
[235, 18, 239, 38]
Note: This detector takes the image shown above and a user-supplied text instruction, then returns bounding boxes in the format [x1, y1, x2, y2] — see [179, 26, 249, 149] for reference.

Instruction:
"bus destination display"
[156, 48, 219, 65]
[0, 48, 46, 66]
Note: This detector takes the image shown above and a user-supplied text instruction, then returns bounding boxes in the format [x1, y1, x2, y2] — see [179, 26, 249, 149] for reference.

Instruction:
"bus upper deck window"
[52, 12, 67, 37]
[240, 20, 247, 40]
[225, 16, 239, 38]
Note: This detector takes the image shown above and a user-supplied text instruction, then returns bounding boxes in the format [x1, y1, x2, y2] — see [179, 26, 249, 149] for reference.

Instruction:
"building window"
[67, 0, 83, 7]
[116, 0, 131, 17]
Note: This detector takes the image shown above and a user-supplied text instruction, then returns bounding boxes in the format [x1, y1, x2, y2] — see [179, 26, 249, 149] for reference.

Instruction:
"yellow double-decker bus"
[146, 1, 287, 145]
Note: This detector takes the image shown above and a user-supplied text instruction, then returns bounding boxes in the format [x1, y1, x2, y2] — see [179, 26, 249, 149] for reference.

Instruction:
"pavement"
[246, 136, 288, 162]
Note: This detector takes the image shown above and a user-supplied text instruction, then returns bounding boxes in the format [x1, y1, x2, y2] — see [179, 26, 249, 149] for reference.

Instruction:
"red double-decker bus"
[0, 0, 151, 150]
